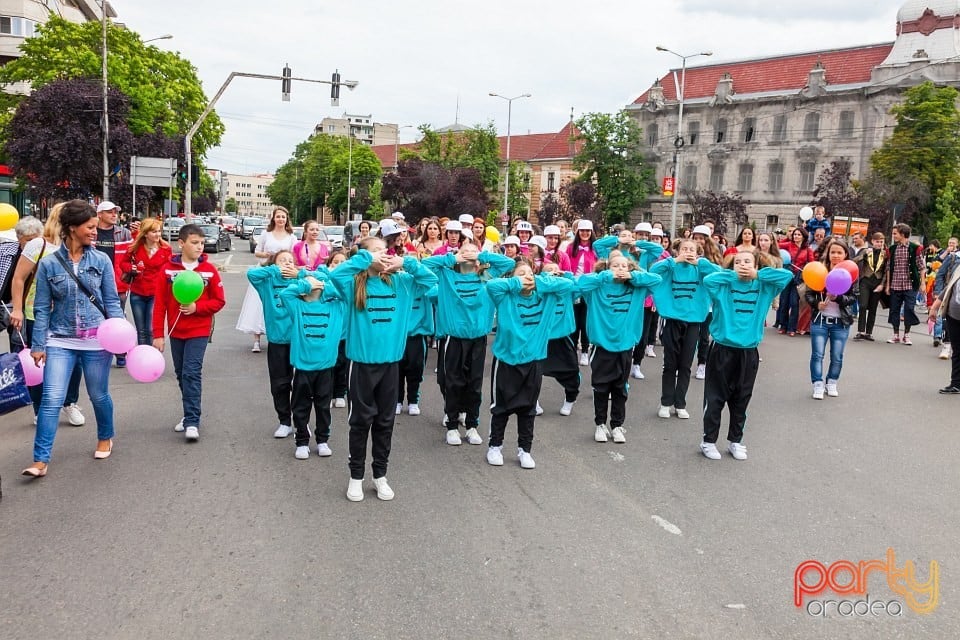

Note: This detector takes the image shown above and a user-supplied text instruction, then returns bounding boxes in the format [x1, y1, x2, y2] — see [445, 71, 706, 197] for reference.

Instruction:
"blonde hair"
[42, 202, 65, 244]
[128, 217, 169, 256]
[354, 237, 392, 311]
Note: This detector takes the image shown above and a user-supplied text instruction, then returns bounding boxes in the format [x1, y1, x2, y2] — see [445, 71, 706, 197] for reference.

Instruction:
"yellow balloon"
[485, 225, 501, 244]
[0, 203, 19, 232]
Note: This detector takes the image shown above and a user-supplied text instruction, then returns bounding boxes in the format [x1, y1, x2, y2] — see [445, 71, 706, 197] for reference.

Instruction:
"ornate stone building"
[626, 0, 960, 233]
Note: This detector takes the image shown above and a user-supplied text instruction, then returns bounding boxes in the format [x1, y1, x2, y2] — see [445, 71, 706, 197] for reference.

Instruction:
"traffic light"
[281, 64, 291, 102]
[190, 165, 200, 190]
[177, 162, 187, 184]
[331, 70, 340, 106]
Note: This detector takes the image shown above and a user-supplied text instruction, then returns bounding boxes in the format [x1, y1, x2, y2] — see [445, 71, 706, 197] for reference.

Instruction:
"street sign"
[130, 156, 177, 187]
[662, 176, 675, 197]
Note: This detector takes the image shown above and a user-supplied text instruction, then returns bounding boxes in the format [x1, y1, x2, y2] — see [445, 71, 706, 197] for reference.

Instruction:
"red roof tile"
[634, 43, 893, 104]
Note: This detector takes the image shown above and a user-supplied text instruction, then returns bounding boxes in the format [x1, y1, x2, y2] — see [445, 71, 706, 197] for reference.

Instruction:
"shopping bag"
[0, 351, 32, 416]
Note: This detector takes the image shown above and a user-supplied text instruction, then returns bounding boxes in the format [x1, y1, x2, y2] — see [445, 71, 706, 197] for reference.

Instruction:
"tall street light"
[489, 92, 531, 222]
[346, 132, 354, 223]
[101, 1, 109, 199]
[655, 46, 712, 238]
[143, 34, 174, 44]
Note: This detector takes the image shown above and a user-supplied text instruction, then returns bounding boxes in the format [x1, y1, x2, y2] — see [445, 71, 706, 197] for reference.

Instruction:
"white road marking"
[651, 515, 682, 535]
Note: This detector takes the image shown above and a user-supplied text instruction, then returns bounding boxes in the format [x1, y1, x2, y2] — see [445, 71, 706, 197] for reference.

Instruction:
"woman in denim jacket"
[22, 200, 124, 478]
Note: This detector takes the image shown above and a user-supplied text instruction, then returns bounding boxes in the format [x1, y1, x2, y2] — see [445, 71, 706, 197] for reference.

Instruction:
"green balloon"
[172, 270, 204, 304]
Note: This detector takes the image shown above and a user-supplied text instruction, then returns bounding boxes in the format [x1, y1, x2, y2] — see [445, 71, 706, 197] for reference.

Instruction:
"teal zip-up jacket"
[703, 267, 793, 348]
[578, 269, 662, 352]
[422, 251, 515, 338]
[247, 265, 297, 344]
[545, 272, 577, 339]
[650, 258, 721, 323]
[278, 274, 343, 371]
[594, 237, 666, 270]
[328, 250, 438, 364]
[487, 275, 575, 365]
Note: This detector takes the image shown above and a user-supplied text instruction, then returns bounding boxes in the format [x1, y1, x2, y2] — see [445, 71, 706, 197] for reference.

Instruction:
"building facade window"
[743, 117, 756, 143]
[768, 161, 784, 192]
[803, 112, 820, 140]
[715, 118, 728, 143]
[687, 121, 700, 146]
[839, 110, 855, 137]
[0, 16, 38, 37]
[799, 162, 817, 192]
[646, 123, 659, 147]
[682, 213, 694, 229]
[772, 115, 787, 142]
[737, 163, 754, 192]
[766, 214, 779, 229]
[682, 164, 698, 192]
[547, 171, 556, 192]
[709, 163, 725, 191]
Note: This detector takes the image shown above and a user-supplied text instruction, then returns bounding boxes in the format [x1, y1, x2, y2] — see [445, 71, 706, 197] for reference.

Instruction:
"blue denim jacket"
[31, 244, 123, 352]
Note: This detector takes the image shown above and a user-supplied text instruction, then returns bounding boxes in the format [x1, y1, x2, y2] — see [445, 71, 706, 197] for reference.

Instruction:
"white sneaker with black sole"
[699, 441, 721, 460]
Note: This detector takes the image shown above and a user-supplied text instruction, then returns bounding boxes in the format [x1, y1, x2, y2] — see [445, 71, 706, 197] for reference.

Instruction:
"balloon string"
[168, 311, 183, 336]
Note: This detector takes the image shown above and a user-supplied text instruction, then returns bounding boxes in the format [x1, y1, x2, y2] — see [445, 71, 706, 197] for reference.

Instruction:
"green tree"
[870, 82, 960, 236]
[225, 197, 238, 214]
[934, 181, 960, 243]
[573, 111, 655, 226]
[505, 160, 529, 219]
[414, 123, 501, 191]
[0, 15, 223, 158]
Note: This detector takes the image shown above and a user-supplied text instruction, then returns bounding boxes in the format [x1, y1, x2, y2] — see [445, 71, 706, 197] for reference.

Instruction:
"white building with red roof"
[626, 0, 960, 233]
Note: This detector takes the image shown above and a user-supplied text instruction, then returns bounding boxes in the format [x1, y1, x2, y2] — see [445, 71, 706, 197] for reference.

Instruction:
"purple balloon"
[825, 268, 853, 295]
[126, 345, 165, 383]
[98, 317, 138, 355]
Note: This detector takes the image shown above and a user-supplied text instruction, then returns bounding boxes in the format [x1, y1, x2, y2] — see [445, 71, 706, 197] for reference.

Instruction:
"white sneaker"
[517, 448, 536, 469]
[316, 443, 332, 457]
[184, 426, 199, 441]
[346, 478, 364, 502]
[62, 403, 85, 426]
[372, 477, 395, 500]
[407, 403, 421, 416]
[825, 380, 839, 397]
[630, 364, 644, 379]
[446, 429, 462, 446]
[579, 352, 589, 366]
[700, 441, 721, 460]
[535, 402, 544, 416]
[251, 341, 261, 353]
[611, 426, 626, 443]
[645, 345, 656, 358]
[812, 381, 825, 400]
[676, 408, 690, 420]
[695, 364, 706, 380]
[486, 445, 504, 466]
[33, 413, 37, 426]
[273, 424, 294, 438]
[658, 405, 672, 419]
[173, 419, 185, 432]
[728, 442, 748, 460]
[464, 427, 483, 445]
[334, 397, 347, 408]
[395, 402, 403, 415]
[560, 400, 575, 416]
[295, 445, 310, 460]
[594, 425, 608, 442]
[940, 345, 953, 360]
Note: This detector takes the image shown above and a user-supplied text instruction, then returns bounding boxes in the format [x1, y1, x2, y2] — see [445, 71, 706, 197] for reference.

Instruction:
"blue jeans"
[10, 318, 82, 413]
[781, 284, 801, 333]
[34, 347, 114, 463]
[809, 319, 850, 383]
[129, 293, 155, 346]
[171, 336, 208, 428]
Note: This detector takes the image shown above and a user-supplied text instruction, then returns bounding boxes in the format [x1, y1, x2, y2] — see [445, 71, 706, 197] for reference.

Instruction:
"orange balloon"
[802, 261, 828, 291]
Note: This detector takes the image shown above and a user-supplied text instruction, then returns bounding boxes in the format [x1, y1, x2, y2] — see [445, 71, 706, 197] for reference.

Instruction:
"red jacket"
[152, 254, 226, 340]
[119, 243, 173, 297]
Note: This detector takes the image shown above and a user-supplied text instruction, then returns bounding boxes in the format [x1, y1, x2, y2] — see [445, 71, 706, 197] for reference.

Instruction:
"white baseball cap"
[97, 201, 120, 213]
[458, 214, 475, 225]
[650, 228, 664, 237]
[529, 236, 548, 251]
[634, 222, 653, 233]
[543, 225, 561, 236]
[576, 220, 594, 231]
[379, 220, 403, 237]
[391, 211, 405, 220]
[692, 224, 712, 237]
[502, 235, 521, 246]
[516, 221, 533, 232]
[445, 220, 463, 232]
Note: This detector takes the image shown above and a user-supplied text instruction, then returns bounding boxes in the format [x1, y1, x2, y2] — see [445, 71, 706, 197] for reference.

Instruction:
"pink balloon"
[825, 268, 853, 296]
[98, 318, 138, 355]
[126, 345, 165, 383]
[18, 349, 43, 386]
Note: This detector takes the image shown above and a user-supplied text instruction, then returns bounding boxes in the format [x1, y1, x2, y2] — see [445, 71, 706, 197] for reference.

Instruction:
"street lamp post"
[143, 34, 174, 44]
[101, 1, 109, 199]
[655, 46, 712, 238]
[489, 92, 531, 221]
[346, 132, 354, 223]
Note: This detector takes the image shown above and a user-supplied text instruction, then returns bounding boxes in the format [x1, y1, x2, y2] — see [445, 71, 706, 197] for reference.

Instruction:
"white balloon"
[799, 206, 814, 221]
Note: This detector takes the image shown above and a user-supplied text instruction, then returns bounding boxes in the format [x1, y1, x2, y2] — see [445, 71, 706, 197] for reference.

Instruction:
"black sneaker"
[863, 334, 875, 342]
[115, 356, 126, 368]
[853, 333, 864, 341]
[934, 338, 941, 347]
[939, 386, 960, 395]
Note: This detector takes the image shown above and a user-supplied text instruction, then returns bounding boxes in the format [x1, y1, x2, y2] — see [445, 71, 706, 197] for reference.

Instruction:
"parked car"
[292, 226, 304, 241]
[248, 226, 266, 253]
[324, 225, 344, 249]
[342, 220, 380, 248]
[238, 217, 267, 239]
[197, 224, 232, 253]
[161, 217, 186, 242]
[218, 216, 239, 234]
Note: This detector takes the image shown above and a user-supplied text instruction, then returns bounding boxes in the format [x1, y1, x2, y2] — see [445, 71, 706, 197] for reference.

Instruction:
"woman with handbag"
[778, 227, 816, 336]
[119, 217, 172, 345]
[22, 200, 124, 478]
[8, 204, 85, 427]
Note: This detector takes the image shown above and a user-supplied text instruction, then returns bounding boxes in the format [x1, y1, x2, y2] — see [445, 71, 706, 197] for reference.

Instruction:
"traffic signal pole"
[184, 69, 357, 216]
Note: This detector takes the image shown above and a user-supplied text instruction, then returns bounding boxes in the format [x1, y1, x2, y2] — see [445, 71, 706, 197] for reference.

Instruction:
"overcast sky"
[114, 0, 905, 176]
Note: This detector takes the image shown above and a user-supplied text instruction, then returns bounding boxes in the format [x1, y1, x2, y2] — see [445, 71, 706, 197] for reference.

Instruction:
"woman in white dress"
[236, 207, 295, 352]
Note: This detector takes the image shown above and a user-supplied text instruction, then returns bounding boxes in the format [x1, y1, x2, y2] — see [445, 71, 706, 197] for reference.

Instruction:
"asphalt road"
[1, 251, 956, 639]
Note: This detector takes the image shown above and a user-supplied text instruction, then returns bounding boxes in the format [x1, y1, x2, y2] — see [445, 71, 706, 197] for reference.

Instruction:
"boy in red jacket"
[153, 224, 226, 441]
